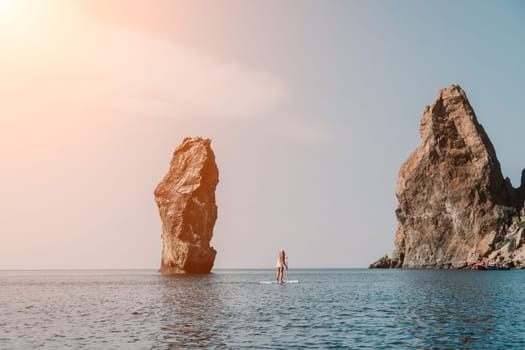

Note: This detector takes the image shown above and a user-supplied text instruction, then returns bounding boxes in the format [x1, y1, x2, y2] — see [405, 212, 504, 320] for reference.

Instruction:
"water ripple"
[1, 269, 525, 349]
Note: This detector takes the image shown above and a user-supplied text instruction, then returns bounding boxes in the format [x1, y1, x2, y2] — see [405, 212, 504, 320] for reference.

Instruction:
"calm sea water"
[1, 269, 525, 349]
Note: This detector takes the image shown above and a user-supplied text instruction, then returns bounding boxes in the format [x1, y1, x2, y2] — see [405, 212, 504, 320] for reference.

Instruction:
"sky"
[1, 0, 524, 269]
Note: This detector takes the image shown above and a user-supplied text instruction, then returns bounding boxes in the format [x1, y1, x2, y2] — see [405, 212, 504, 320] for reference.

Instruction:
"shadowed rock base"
[369, 255, 391, 269]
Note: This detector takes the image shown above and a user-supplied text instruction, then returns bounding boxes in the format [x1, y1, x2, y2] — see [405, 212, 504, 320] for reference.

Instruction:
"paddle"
[285, 256, 289, 282]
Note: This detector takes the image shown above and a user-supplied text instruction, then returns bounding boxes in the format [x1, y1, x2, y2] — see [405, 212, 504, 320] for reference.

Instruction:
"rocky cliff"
[372, 85, 525, 269]
[155, 137, 219, 274]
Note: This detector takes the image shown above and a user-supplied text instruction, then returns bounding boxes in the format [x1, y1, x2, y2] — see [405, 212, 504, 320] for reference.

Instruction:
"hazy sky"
[1, 0, 524, 269]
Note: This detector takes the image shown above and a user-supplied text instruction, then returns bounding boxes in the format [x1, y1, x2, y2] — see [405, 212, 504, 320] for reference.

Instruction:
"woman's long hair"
[279, 250, 286, 263]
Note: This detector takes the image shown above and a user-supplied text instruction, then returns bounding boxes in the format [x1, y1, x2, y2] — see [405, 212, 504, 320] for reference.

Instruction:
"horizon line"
[0, 266, 368, 272]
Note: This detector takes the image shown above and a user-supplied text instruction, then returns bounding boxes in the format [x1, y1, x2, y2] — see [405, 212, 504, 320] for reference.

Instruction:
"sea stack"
[155, 137, 219, 274]
[372, 85, 525, 269]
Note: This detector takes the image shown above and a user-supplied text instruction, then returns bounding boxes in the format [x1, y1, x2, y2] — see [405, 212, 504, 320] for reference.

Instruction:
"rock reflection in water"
[396, 270, 524, 349]
[158, 274, 228, 349]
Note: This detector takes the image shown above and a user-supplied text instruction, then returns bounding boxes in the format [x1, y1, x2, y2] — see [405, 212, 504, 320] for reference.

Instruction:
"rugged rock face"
[155, 137, 219, 274]
[369, 255, 392, 269]
[372, 85, 525, 269]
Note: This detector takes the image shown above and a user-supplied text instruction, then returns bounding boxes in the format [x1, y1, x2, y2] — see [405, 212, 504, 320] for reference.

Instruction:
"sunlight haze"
[1, 0, 524, 269]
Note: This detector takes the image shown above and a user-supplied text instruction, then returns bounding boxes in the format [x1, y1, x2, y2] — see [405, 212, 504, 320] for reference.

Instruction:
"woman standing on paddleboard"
[275, 249, 288, 283]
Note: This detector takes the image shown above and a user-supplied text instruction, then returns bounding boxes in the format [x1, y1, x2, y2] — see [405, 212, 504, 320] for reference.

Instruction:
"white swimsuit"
[276, 260, 283, 268]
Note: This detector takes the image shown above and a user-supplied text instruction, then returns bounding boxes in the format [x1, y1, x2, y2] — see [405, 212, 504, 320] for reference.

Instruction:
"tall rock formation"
[374, 85, 525, 269]
[155, 137, 219, 274]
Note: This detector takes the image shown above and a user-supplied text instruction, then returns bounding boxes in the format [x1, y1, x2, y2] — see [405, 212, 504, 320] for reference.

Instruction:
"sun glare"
[0, 0, 23, 25]
[0, 0, 49, 35]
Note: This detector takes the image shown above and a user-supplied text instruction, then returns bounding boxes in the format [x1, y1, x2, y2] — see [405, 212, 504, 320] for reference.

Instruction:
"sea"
[1, 268, 525, 349]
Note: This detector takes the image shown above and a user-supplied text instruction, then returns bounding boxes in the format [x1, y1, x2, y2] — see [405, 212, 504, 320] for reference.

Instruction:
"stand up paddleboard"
[261, 255, 297, 284]
[259, 280, 299, 284]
